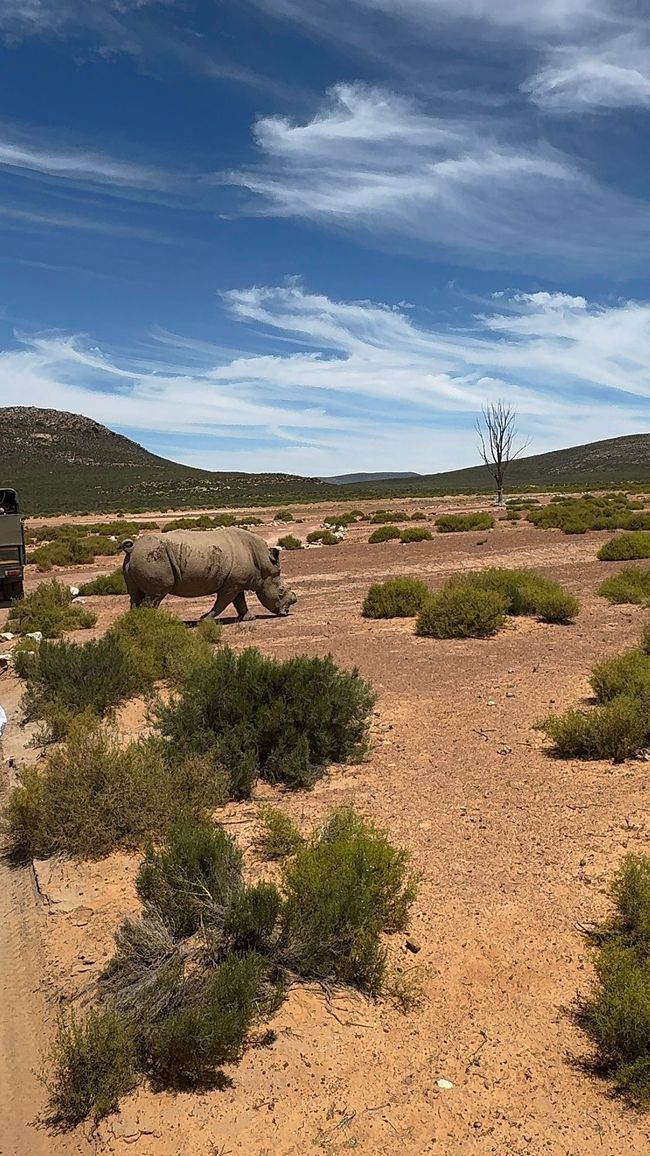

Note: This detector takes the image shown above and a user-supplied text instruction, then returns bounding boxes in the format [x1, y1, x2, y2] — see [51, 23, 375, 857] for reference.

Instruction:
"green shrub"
[7, 580, 96, 638]
[78, 570, 127, 596]
[195, 617, 223, 644]
[591, 650, 650, 705]
[238, 515, 263, 527]
[108, 607, 211, 689]
[44, 1009, 137, 1127]
[409, 511, 427, 521]
[255, 807, 304, 859]
[28, 538, 95, 571]
[539, 696, 648, 761]
[371, 510, 404, 524]
[578, 855, 650, 1105]
[156, 649, 376, 798]
[3, 729, 226, 859]
[277, 534, 303, 550]
[641, 624, 650, 655]
[306, 529, 339, 545]
[598, 566, 650, 605]
[362, 577, 430, 619]
[137, 817, 243, 938]
[599, 534, 650, 562]
[415, 586, 507, 639]
[446, 568, 579, 623]
[436, 513, 494, 533]
[505, 508, 521, 521]
[141, 952, 268, 1088]
[224, 883, 283, 955]
[280, 808, 417, 995]
[368, 525, 401, 544]
[529, 495, 650, 536]
[324, 512, 358, 527]
[80, 535, 120, 557]
[400, 527, 432, 544]
[275, 510, 294, 523]
[19, 634, 141, 735]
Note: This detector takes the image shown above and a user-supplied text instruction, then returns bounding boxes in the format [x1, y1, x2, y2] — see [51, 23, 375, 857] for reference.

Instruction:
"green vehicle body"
[0, 489, 25, 601]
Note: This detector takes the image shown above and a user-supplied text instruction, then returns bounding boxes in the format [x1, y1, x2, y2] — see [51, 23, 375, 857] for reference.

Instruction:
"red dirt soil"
[2, 504, 650, 1155]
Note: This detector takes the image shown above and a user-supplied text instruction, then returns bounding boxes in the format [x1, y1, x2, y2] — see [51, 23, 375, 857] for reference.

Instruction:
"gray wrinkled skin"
[121, 528, 297, 622]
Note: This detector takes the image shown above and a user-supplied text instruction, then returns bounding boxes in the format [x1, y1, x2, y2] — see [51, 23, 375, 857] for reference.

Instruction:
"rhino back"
[160, 527, 268, 596]
[125, 533, 177, 598]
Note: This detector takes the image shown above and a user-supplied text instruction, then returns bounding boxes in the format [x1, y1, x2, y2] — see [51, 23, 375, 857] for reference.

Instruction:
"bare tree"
[475, 401, 530, 506]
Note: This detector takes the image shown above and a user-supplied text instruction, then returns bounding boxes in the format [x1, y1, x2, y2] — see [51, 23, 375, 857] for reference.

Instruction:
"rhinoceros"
[121, 528, 297, 621]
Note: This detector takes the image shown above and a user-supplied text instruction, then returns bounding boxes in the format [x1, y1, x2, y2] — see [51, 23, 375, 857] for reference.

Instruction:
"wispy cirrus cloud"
[526, 34, 650, 112]
[1, 283, 649, 476]
[0, 134, 168, 190]
[228, 82, 650, 275]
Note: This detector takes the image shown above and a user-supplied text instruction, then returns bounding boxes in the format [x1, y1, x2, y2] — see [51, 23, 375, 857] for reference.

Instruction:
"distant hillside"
[0, 407, 332, 516]
[3, 407, 650, 516]
[323, 471, 420, 485]
[334, 433, 650, 498]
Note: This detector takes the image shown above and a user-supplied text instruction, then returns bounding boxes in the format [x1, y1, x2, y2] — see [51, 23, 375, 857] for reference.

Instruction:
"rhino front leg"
[200, 584, 240, 621]
[233, 592, 254, 622]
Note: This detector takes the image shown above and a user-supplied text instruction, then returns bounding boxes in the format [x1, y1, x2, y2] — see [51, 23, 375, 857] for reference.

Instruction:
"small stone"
[487, 699, 497, 707]
[405, 937, 421, 954]
[505, 691, 515, 698]
[436, 1078, 454, 1090]
[497, 745, 512, 755]
[0, 631, 14, 641]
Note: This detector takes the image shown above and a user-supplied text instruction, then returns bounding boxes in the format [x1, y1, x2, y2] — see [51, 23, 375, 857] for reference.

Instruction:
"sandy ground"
[3, 501, 650, 1155]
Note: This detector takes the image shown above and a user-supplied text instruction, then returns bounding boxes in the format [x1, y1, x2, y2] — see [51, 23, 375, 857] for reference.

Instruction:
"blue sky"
[1, 0, 650, 477]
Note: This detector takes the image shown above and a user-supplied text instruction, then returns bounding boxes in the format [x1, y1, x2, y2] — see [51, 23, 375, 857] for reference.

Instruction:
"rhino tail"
[163, 538, 183, 587]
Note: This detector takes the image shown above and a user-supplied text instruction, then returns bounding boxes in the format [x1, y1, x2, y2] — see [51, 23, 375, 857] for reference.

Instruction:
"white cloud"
[0, 135, 166, 189]
[1, 284, 649, 476]
[526, 35, 650, 111]
[229, 83, 650, 275]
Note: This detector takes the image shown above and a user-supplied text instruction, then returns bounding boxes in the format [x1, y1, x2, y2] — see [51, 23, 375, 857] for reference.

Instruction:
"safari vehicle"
[0, 488, 25, 601]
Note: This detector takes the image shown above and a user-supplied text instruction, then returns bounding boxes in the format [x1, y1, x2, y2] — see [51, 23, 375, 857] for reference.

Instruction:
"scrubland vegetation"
[44, 808, 416, 1124]
[436, 513, 495, 533]
[25, 520, 158, 571]
[368, 525, 401, 543]
[362, 577, 430, 619]
[578, 854, 650, 1105]
[598, 566, 650, 605]
[540, 625, 650, 760]
[8, 580, 96, 638]
[78, 570, 127, 596]
[598, 533, 650, 561]
[528, 494, 650, 536]
[306, 529, 340, 545]
[276, 534, 303, 550]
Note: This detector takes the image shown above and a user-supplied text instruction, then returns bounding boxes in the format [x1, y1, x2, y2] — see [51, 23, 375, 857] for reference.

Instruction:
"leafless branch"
[475, 400, 530, 504]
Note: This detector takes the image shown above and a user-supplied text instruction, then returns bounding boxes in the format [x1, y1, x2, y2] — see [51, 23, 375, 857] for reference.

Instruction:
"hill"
[322, 471, 420, 485]
[0, 407, 333, 516]
[335, 433, 650, 499]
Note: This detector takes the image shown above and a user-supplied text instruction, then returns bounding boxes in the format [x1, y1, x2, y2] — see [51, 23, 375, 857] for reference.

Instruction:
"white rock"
[0, 705, 6, 736]
[436, 1078, 454, 1090]
[26, 632, 43, 643]
[0, 632, 14, 641]
[69, 586, 80, 597]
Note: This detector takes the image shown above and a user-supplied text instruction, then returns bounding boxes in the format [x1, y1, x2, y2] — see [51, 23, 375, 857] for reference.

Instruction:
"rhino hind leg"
[233, 592, 254, 622]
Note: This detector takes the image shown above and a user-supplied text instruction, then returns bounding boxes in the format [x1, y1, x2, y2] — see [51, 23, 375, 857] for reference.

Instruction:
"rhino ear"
[269, 546, 282, 566]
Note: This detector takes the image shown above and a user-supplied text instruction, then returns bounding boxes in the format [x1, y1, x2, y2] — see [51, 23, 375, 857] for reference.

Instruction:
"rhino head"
[257, 576, 297, 616]
[257, 546, 297, 616]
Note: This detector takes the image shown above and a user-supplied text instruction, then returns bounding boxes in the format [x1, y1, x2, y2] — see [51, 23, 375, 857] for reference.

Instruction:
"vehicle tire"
[9, 580, 23, 601]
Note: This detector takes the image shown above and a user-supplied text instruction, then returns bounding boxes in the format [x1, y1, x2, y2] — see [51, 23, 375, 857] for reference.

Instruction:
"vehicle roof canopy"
[0, 489, 19, 512]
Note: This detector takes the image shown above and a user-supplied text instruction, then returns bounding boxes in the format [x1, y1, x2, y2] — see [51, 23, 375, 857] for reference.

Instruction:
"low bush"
[400, 527, 432, 544]
[275, 510, 294, 523]
[505, 509, 521, 521]
[280, 808, 417, 995]
[195, 617, 223, 644]
[436, 513, 495, 533]
[368, 525, 401, 543]
[598, 566, 650, 605]
[415, 586, 507, 639]
[156, 648, 376, 798]
[254, 807, 304, 860]
[78, 570, 127, 596]
[529, 495, 650, 536]
[137, 817, 243, 937]
[590, 650, 650, 705]
[324, 512, 358, 527]
[44, 1009, 137, 1127]
[277, 534, 302, 550]
[598, 534, 650, 562]
[447, 568, 579, 624]
[538, 695, 648, 761]
[7, 580, 96, 638]
[28, 538, 95, 571]
[107, 606, 211, 689]
[409, 511, 427, 521]
[141, 952, 268, 1088]
[46, 808, 416, 1120]
[578, 855, 650, 1105]
[81, 535, 120, 557]
[371, 510, 404, 524]
[306, 529, 339, 545]
[19, 634, 141, 735]
[362, 577, 430, 619]
[4, 728, 227, 859]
